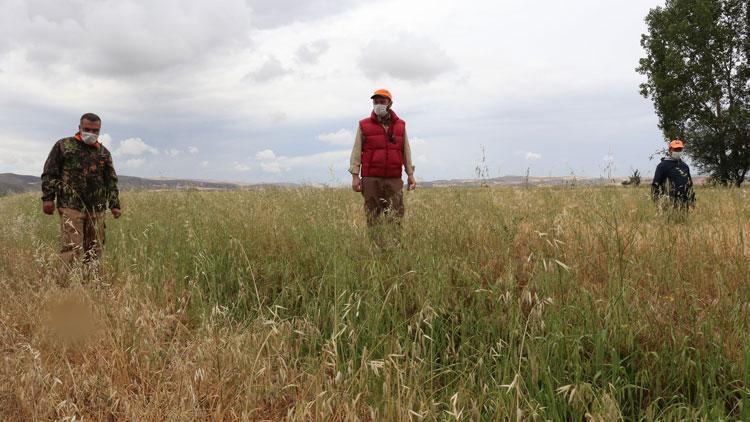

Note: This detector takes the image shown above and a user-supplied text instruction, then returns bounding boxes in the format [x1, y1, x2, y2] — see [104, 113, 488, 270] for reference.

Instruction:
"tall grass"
[1, 185, 749, 420]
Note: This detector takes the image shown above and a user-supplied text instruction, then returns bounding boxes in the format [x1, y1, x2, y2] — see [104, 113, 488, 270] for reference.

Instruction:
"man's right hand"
[42, 201, 55, 215]
[352, 174, 362, 192]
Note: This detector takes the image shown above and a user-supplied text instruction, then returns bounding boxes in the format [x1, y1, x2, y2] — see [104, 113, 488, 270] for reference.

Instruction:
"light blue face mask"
[671, 151, 683, 160]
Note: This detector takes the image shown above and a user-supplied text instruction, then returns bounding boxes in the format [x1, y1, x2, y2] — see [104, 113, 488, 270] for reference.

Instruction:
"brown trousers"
[59, 207, 106, 269]
[361, 177, 405, 227]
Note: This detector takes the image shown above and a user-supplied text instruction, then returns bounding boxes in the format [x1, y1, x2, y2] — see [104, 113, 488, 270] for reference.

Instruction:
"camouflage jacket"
[41, 135, 121, 212]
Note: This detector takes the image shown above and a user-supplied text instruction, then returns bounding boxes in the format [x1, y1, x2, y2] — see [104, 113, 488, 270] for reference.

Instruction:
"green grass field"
[1, 186, 749, 420]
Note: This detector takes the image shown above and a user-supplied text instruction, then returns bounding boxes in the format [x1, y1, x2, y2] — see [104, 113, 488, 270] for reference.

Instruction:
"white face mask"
[671, 151, 683, 160]
[373, 104, 388, 117]
[80, 131, 99, 146]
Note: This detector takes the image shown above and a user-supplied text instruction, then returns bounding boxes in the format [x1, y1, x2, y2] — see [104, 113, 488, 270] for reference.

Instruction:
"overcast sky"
[0, 0, 667, 183]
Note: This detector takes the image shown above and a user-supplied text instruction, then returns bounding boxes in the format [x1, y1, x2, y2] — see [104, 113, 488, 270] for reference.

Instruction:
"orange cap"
[370, 89, 392, 101]
[669, 139, 684, 149]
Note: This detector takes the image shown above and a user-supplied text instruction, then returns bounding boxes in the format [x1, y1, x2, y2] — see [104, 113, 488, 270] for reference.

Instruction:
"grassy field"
[1, 185, 749, 420]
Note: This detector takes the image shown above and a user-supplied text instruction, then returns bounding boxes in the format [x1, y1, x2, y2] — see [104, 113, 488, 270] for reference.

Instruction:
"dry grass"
[1, 185, 749, 420]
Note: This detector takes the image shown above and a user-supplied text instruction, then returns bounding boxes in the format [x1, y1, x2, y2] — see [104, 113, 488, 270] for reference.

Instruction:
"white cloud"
[260, 161, 283, 173]
[256, 149, 351, 173]
[410, 137, 428, 147]
[0, 0, 256, 77]
[248, 0, 367, 29]
[0, 138, 47, 175]
[318, 129, 354, 146]
[358, 33, 456, 82]
[245, 56, 291, 82]
[416, 154, 428, 163]
[268, 112, 287, 124]
[296, 39, 330, 64]
[188, 146, 199, 155]
[166, 149, 180, 157]
[201, 160, 209, 167]
[98, 133, 113, 149]
[525, 152, 542, 161]
[115, 138, 159, 156]
[233, 162, 251, 172]
[514, 150, 542, 161]
[125, 158, 145, 168]
[278, 150, 350, 167]
[255, 149, 276, 161]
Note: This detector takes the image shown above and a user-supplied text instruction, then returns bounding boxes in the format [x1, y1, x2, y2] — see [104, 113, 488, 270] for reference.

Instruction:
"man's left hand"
[407, 174, 417, 191]
[111, 208, 122, 219]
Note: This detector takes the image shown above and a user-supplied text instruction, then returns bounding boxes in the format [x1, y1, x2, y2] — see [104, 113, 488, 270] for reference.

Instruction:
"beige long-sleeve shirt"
[348, 125, 415, 175]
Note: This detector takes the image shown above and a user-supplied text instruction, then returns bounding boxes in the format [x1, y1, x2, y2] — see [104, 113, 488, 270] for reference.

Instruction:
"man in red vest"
[349, 89, 417, 227]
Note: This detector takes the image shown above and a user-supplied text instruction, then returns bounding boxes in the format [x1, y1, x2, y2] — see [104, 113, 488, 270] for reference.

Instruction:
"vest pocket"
[362, 150, 372, 167]
[371, 149, 386, 168]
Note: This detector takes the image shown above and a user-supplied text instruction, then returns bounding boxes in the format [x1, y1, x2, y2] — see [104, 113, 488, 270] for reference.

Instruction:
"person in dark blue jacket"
[651, 139, 696, 210]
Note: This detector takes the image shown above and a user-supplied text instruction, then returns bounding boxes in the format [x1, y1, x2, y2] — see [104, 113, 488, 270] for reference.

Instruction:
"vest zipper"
[382, 124, 389, 176]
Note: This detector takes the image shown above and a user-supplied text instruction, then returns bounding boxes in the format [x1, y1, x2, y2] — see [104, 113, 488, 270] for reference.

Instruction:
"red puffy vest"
[359, 110, 406, 178]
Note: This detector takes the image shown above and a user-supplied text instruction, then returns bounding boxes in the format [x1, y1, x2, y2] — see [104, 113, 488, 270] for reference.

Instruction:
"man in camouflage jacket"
[41, 113, 121, 279]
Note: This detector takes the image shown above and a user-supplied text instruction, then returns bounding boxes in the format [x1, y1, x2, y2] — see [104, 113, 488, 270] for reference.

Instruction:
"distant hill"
[0, 173, 40, 195]
[1, 172, 713, 197]
[0, 173, 243, 196]
[421, 174, 711, 188]
[421, 175, 597, 188]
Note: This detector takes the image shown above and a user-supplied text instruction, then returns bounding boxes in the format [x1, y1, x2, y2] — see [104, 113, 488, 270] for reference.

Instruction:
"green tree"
[638, 0, 750, 186]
